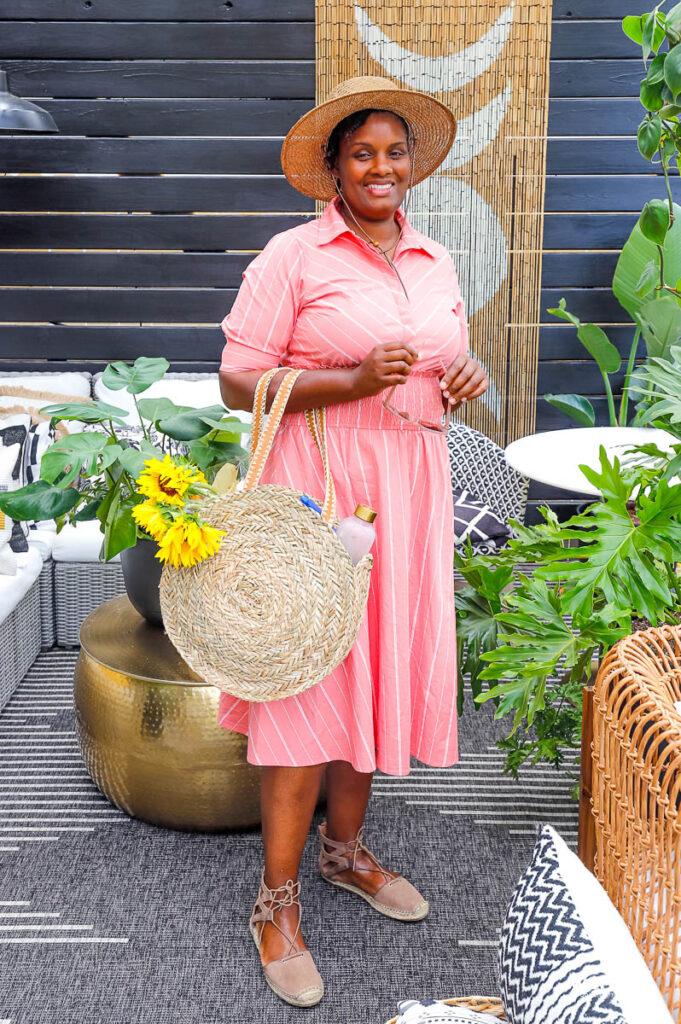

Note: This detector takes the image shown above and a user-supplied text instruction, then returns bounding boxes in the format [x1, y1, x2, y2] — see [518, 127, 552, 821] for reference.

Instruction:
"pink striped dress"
[217, 196, 468, 777]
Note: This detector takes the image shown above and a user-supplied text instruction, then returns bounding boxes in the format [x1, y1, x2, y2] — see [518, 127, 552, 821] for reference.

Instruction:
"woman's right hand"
[351, 342, 420, 398]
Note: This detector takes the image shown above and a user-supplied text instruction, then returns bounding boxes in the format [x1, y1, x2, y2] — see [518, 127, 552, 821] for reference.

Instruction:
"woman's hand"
[440, 354, 488, 409]
[351, 342, 420, 398]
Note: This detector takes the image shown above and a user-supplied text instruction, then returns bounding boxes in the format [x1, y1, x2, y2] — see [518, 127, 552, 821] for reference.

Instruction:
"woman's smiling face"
[331, 111, 411, 221]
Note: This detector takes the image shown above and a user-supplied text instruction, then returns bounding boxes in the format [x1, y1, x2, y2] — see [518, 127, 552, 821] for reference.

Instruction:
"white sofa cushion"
[51, 519, 121, 563]
[28, 529, 57, 563]
[0, 545, 42, 626]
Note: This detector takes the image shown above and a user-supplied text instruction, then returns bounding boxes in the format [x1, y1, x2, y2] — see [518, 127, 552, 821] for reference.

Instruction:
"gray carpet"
[0, 650, 578, 1024]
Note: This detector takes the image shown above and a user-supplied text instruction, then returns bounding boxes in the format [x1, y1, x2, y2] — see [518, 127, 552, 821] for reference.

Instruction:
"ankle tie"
[320, 824, 394, 887]
[252, 874, 304, 962]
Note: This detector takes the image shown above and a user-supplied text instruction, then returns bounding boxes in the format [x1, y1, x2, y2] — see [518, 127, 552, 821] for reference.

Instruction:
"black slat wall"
[0, 1, 667, 522]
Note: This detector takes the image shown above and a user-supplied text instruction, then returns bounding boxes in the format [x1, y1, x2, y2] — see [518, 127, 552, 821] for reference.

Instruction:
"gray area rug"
[0, 650, 578, 1024]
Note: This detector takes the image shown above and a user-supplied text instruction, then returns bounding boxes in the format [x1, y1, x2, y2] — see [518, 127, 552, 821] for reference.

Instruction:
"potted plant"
[0, 356, 251, 626]
[455, 444, 681, 783]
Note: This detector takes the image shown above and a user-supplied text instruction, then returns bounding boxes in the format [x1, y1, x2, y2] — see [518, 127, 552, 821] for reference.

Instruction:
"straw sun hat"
[281, 75, 457, 201]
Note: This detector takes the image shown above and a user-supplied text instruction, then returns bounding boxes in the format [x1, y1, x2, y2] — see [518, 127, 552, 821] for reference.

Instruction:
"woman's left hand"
[439, 354, 489, 409]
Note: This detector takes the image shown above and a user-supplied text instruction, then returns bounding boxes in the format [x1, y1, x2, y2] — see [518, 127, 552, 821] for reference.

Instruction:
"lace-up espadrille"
[317, 821, 429, 921]
[249, 871, 324, 1007]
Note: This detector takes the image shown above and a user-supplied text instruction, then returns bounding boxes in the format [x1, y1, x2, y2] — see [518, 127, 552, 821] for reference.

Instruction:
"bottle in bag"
[336, 505, 377, 565]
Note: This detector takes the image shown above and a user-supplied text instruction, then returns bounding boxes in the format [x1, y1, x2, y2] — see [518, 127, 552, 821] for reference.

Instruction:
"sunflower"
[154, 516, 225, 568]
[131, 501, 170, 543]
[136, 454, 206, 508]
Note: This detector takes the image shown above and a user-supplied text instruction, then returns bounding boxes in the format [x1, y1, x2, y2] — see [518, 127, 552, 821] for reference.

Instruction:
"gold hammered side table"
[74, 594, 263, 832]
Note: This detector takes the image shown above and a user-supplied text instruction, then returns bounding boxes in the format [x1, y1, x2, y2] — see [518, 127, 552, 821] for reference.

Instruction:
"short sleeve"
[450, 258, 469, 356]
[219, 231, 303, 373]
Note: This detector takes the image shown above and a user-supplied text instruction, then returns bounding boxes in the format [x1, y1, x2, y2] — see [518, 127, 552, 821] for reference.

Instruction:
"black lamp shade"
[0, 70, 58, 133]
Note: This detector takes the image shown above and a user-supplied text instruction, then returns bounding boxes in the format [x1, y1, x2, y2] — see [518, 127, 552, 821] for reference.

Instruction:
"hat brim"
[281, 88, 457, 201]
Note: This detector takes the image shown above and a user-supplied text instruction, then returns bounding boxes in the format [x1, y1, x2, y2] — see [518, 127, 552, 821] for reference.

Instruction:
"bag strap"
[242, 368, 336, 524]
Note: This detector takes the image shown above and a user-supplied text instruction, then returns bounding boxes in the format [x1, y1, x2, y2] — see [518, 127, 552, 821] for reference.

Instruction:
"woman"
[218, 76, 489, 1008]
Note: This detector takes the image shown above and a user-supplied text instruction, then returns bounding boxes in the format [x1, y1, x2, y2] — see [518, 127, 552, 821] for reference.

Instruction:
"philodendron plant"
[455, 445, 681, 779]
[545, 3, 681, 429]
[0, 357, 251, 561]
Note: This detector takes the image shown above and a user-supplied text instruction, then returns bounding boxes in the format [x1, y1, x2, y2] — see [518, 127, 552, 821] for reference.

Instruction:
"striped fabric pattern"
[217, 197, 468, 776]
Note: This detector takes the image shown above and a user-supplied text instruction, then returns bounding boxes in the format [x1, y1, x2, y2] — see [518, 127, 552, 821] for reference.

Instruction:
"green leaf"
[101, 490, 137, 561]
[101, 356, 170, 395]
[648, 50, 668, 84]
[623, 14, 643, 43]
[635, 259, 659, 297]
[543, 394, 596, 427]
[667, 2, 681, 42]
[635, 291, 681, 358]
[116, 445, 146, 478]
[665, 41, 681, 97]
[638, 115, 663, 159]
[547, 297, 580, 328]
[40, 432, 109, 487]
[641, 77, 665, 111]
[155, 404, 232, 441]
[576, 322, 621, 374]
[72, 498, 102, 521]
[37, 400, 130, 427]
[640, 198, 671, 244]
[0, 479, 80, 521]
[614, 201, 681, 319]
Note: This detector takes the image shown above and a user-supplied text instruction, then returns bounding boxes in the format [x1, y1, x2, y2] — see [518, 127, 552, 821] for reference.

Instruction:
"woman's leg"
[257, 763, 326, 964]
[323, 760, 400, 894]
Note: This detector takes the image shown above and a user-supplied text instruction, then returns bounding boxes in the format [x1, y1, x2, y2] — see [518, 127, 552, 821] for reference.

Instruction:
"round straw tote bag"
[159, 366, 373, 702]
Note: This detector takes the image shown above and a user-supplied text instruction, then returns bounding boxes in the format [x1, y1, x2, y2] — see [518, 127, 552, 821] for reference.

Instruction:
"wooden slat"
[0, 214, 313, 249]
[0, 288, 237, 322]
[548, 98, 646, 135]
[0, 1, 316, 20]
[551, 21, 644, 59]
[1, 173, 665, 214]
[0, 58, 638, 100]
[537, 360, 643, 392]
[24, 99, 310, 136]
[544, 214, 638, 249]
[0, 326, 221, 360]
[0, 176, 312, 213]
[0, 137, 651, 176]
[539, 325, 636, 360]
[0, 22, 314, 60]
[0, 60, 314, 100]
[553, 1, 633, 16]
[0, 138, 284, 174]
[542, 252, 619, 287]
[549, 59, 640, 98]
[0, 252, 622, 290]
[541, 288, 627, 322]
[0, 253, 251, 288]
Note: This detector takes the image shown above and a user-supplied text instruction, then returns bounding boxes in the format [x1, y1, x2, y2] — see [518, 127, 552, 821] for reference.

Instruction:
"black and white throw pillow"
[0, 416, 30, 552]
[499, 825, 673, 1024]
[452, 487, 512, 554]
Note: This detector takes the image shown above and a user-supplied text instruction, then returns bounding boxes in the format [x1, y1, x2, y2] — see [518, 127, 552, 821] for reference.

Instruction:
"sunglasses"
[381, 358, 452, 434]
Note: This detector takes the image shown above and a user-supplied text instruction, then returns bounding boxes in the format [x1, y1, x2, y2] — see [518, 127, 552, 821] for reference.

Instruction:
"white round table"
[504, 427, 677, 497]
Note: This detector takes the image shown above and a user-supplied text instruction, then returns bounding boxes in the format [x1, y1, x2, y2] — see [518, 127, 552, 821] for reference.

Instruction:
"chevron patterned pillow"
[499, 825, 673, 1024]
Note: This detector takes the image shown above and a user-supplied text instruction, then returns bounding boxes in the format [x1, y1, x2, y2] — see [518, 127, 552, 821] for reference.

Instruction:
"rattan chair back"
[593, 624, 681, 1019]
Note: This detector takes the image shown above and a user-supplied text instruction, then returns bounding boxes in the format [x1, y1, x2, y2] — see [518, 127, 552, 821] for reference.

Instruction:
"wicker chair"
[592, 624, 681, 1020]
[384, 996, 505, 1022]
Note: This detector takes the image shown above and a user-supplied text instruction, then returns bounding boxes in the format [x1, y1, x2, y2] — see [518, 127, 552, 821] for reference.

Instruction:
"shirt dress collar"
[315, 195, 439, 259]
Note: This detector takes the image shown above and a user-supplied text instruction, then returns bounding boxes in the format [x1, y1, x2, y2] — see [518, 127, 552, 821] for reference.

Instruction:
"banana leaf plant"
[455, 445, 681, 778]
[0, 357, 251, 561]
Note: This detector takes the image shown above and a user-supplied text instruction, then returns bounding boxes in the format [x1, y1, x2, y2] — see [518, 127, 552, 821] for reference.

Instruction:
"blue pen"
[300, 493, 338, 532]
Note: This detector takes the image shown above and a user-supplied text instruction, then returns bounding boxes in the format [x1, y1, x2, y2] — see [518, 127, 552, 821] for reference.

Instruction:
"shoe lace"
[342, 826, 394, 886]
[258, 878, 303, 961]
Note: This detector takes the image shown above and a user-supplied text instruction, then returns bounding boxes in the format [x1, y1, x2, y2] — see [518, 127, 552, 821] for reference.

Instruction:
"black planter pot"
[119, 535, 164, 628]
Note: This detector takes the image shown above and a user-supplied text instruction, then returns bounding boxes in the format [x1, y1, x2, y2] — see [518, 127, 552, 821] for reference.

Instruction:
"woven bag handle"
[242, 367, 337, 524]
